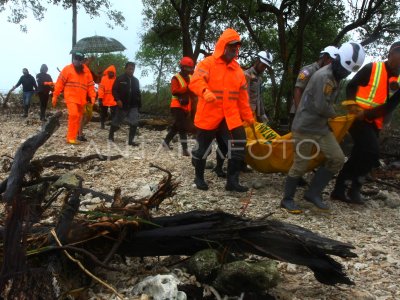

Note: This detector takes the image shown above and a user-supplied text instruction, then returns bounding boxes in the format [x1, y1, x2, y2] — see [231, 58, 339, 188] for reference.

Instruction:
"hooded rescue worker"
[109, 62, 142, 146]
[331, 41, 400, 204]
[36, 64, 53, 121]
[281, 42, 365, 214]
[189, 28, 254, 192]
[162, 57, 195, 156]
[12, 68, 38, 118]
[52, 52, 96, 144]
[98, 65, 117, 130]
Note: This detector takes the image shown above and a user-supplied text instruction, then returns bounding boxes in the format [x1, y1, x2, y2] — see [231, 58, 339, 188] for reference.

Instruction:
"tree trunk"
[72, 0, 77, 47]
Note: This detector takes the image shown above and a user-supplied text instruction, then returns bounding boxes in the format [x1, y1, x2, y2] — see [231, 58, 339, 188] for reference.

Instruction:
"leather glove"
[203, 89, 216, 103]
[52, 96, 57, 107]
[243, 118, 255, 127]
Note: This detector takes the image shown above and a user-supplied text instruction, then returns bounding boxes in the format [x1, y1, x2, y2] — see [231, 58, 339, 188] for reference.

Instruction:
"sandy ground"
[0, 109, 399, 300]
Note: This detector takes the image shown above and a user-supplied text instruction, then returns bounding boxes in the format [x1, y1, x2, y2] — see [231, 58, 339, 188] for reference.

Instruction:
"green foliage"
[141, 85, 171, 115]
[86, 53, 129, 78]
[1, 0, 126, 31]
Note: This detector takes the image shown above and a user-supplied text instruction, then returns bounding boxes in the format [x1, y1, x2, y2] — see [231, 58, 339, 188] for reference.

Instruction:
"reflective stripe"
[229, 91, 239, 94]
[228, 97, 238, 100]
[212, 90, 223, 93]
[175, 73, 187, 88]
[355, 62, 383, 108]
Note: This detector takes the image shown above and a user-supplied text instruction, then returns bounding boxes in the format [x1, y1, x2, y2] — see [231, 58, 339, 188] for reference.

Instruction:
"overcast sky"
[0, 0, 147, 93]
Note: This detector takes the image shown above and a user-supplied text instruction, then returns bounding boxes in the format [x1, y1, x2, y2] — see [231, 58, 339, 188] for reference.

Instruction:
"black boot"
[304, 167, 332, 210]
[241, 161, 253, 173]
[213, 154, 226, 178]
[109, 125, 118, 142]
[330, 171, 350, 203]
[179, 132, 190, 156]
[163, 129, 175, 150]
[347, 177, 365, 204]
[280, 176, 303, 214]
[128, 125, 138, 146]
[193, 158, 208, 190]
[225, 160, 248, 192]
[22, 105, 29, 118]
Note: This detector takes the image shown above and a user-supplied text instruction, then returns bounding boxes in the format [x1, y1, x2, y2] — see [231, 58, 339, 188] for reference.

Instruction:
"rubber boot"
[128, 125, 138, 146]
[22, 105, 29, 118]
[163, 129, 175, 150]
[225, 160, 248, 192]
[179, 132, 190, 156]
[347, 177, 365, 204]
[304, 167, 332, 210]
[193, 158, 208, 190]
[280, 176, 303, 214]
[330, 171, 350, 203]
[213, 154, 226, 178]
[241, 161, 253, 173]
[109, 125, 118, 142]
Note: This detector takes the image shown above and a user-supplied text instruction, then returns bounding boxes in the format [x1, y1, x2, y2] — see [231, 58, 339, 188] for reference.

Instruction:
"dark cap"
[227, 40, 241, 46]
[72, 51, 85, 61]
[389, 41, 400, 53]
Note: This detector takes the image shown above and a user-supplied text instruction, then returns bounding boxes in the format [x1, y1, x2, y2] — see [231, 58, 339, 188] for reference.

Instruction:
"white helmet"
[320, 46, 339, 59]
[258, 50, 273, 67]
[338, 42, 365, 72]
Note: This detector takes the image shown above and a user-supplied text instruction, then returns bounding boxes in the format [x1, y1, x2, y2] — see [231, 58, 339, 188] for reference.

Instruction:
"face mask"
[331, 59, 350, 81]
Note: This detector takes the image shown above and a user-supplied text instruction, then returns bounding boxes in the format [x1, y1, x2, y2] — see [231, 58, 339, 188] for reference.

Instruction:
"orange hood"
[103, 65, 116, 76]
[213, 28, 241, 59]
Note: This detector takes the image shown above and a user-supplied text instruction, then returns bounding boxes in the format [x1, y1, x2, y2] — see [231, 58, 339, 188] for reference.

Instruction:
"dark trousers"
[38, 92, 50, 120]
[338, 120, 380, 180]
[192, 120, 246, 161]
[164, 108, 191, 150]
[100, 105, 116, 126]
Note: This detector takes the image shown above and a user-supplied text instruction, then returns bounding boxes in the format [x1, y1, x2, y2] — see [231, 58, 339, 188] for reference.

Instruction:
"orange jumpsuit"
[53, 64, 96, 142]
[189, 28, 253, 130]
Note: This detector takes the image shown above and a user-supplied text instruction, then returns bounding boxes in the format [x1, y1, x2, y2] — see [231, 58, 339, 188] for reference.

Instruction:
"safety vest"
[355, 62, 400, 129]
[170, 73, 191, 111]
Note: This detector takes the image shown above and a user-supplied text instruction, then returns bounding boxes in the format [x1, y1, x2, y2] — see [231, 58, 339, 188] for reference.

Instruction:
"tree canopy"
[136, 0, 400, 119]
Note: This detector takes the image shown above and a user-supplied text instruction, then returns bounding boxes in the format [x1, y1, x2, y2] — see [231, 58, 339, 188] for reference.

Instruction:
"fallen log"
[111, 210, 356, 286]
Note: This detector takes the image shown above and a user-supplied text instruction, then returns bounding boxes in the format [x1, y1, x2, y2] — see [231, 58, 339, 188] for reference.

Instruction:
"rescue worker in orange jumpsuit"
[98, 65, 117, 129]
[331, 41, 400, 204]
[162, 57, 195, 157]
[189, 28, 254, 192]
[52, 52, 96, 144]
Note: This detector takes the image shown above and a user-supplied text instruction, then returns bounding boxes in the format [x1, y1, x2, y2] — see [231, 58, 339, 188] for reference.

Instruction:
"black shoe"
[194, 178, 209, 190]
[297, 176, 308, 187]
[281, 177, 303, 214]
[182, 149, 190, 156]
[129, 141, 139, 147]
[162, 141, 173, 150]
[77, 135, 88, 142]
[280, 199, 303, 214]
[213, 166, 227, 178]
[225, 160, 248, 192]
[303, 167, 332, 210]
